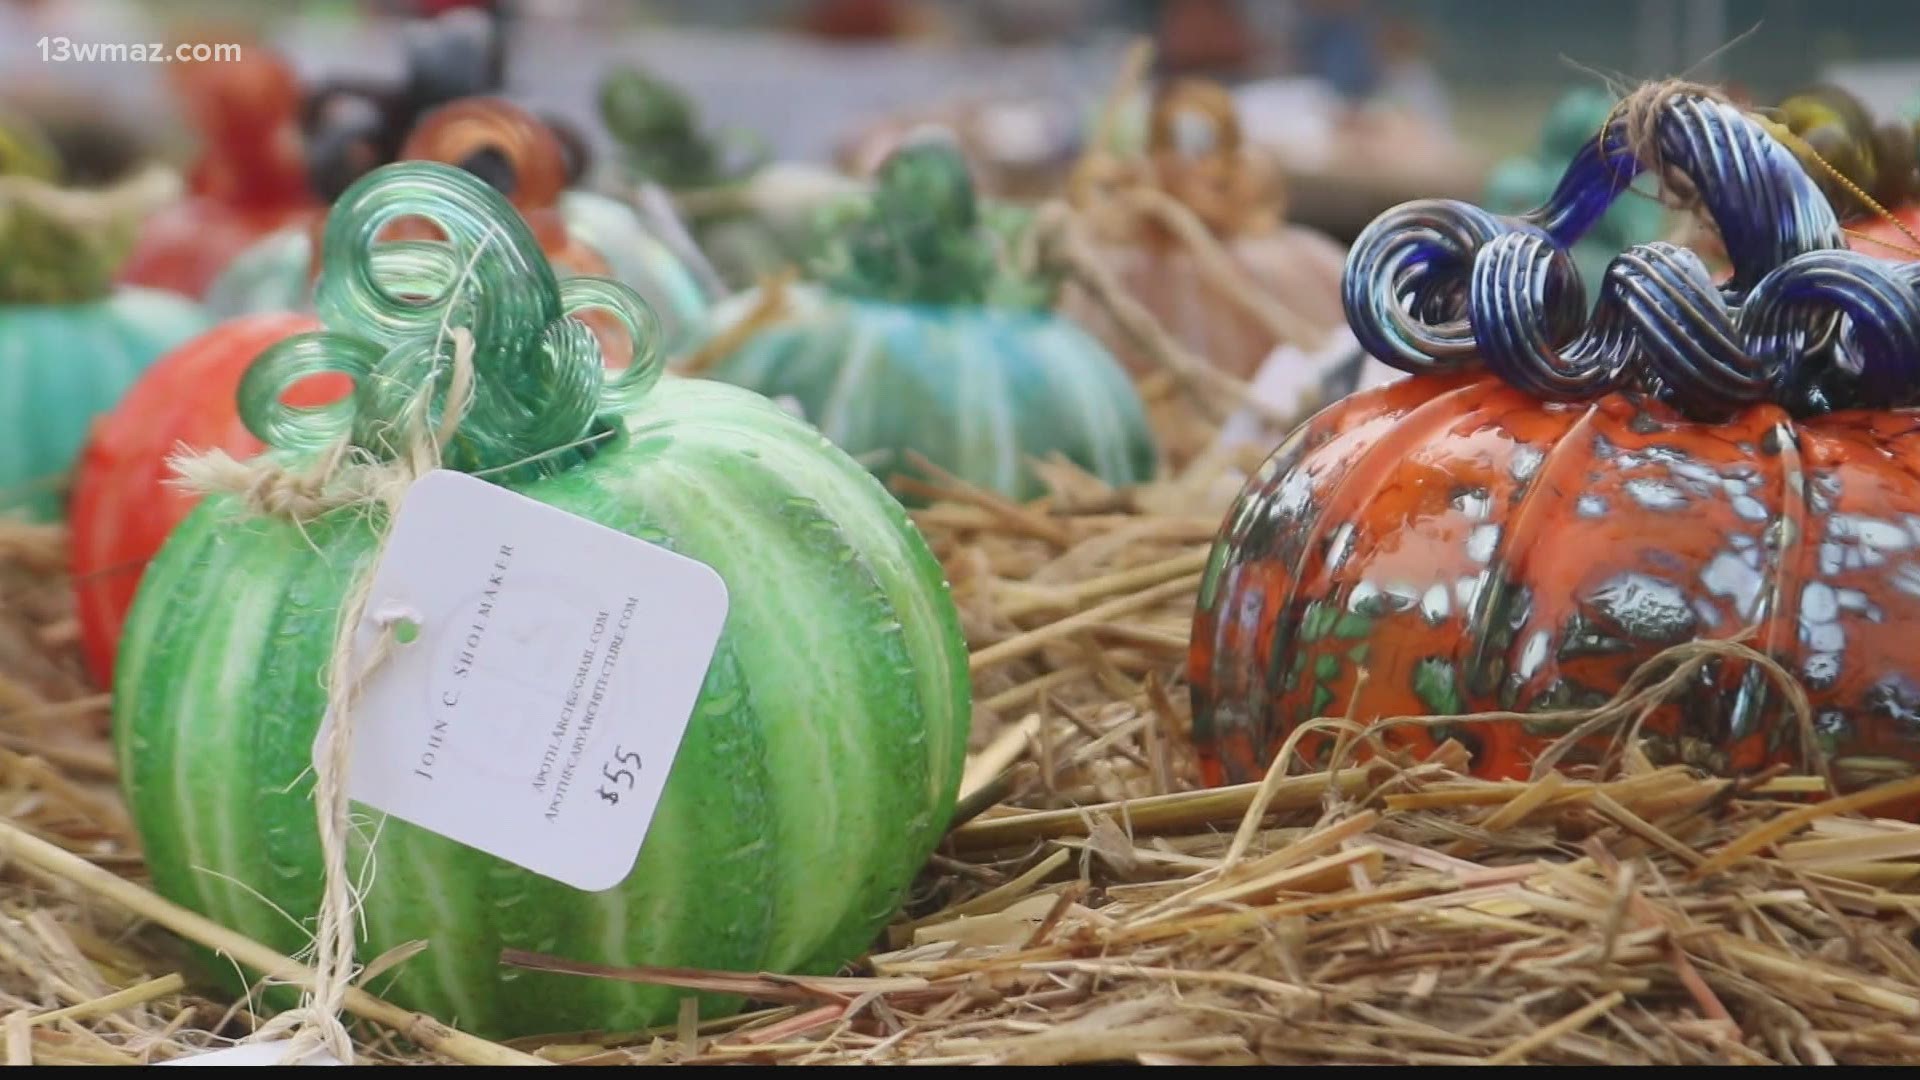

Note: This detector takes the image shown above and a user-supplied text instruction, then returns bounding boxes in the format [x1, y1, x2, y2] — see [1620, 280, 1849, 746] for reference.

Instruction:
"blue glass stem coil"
[1343, 92, 1920, 418]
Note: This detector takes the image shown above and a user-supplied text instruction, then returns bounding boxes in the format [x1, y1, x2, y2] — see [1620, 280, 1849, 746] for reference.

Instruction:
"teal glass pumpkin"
[698, 142, 1157, 501]
[114, 162, 971, 1037]
[0, 181, 207, 519]
[199, 226, 310, 319]
[557, 188, 714, 343]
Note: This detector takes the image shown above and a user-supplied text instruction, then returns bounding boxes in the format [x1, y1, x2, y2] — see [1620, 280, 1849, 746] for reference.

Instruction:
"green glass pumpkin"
[114, 162, 971, 1037]
[0, 165, 207, 519]
[698, 142, 1157, 502]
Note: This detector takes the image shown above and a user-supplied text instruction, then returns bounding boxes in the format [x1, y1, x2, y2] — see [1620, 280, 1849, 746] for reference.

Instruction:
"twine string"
[250, 322, 476, 1066]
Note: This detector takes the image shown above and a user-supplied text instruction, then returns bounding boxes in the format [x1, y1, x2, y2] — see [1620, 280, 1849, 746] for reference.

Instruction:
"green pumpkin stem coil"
[598, 67, 769, 192]
[238, 161, 663, 478]
[812, 141, 1040, 308]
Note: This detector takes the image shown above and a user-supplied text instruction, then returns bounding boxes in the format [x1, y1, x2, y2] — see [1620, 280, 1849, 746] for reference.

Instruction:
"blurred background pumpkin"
[113, 39, 319, 300]
[0, 115, 206, 521]
[694, 139, 1157, 502]
[68, 313, 330, 685]
[1061, 78, 1348, 380]
[206, 96, 714, 354]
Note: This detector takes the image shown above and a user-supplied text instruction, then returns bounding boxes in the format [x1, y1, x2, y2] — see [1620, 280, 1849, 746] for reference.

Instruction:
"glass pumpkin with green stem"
[0, 153, 208, 520]
[113, 160, 971, 1038]
[696, 140, 1158, 503]
[598, 66, 865, 289]
[206, 96, 714, 355]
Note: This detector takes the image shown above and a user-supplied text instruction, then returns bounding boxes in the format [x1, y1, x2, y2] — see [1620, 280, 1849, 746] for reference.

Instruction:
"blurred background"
[3, 0, 1918, 240]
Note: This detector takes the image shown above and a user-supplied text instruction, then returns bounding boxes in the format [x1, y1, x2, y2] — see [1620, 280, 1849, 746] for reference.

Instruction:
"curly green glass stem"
[238, 161, 662, 475]
[814, 141, 1019, 308]
[599, 68, 722, 190]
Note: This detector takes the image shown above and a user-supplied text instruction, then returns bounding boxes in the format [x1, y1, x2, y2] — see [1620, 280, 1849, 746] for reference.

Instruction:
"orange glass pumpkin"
[1192, 372, 1920, 796]
[117, 42, 319, 298]
[1061, 80, 1349, 380]
[1848, 207, 1920, 262]
[69, 314, 334, 684]
[1191, 90, 1920, 811]
[373, 97, 612, 278]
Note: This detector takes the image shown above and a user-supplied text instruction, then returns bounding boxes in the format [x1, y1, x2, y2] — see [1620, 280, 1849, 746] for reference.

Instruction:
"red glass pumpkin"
[117, 42, 320, 298]
[70, 314, 334, 684]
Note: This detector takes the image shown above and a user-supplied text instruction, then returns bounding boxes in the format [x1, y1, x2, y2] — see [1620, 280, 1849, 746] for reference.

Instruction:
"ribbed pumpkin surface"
[1191, 372, 1920, 803]
[703, 284, 1157, 501]
[115, 376, 971, 1037]
[69, 313, 328, 684]
[0, 290, 208, 520]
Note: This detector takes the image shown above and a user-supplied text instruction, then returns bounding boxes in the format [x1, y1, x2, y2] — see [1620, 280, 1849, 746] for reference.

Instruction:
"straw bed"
[2, 384, 1919, 1065]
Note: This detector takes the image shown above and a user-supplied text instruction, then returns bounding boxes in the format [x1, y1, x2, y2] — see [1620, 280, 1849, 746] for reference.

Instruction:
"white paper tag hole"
[372, 604, 424, 645]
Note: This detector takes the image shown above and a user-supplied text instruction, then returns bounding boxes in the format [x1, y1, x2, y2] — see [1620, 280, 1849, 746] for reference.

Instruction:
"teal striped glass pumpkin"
[697, 142, 1157, 501]
[114, 162, 970, 1037]
[0, 186, 207, 518]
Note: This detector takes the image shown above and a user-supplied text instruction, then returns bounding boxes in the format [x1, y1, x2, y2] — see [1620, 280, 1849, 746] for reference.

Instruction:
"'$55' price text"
[596, 745, 644, 805]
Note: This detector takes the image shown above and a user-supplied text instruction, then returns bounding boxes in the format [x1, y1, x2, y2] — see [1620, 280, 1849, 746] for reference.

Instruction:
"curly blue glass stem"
[1344, 92, 1920, 417]
[238, 161, 662, 475]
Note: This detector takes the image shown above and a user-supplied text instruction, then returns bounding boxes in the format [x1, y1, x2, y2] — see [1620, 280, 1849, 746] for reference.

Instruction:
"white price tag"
[158, 1041, 342, 1066]
[318, 470, 730, 892]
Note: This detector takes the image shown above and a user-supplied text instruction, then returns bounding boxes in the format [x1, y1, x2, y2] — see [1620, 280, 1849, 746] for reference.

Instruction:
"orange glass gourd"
[211, 98, 669, 352]
[69, 314, 337, 684]
[341, 97, 612, 278]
